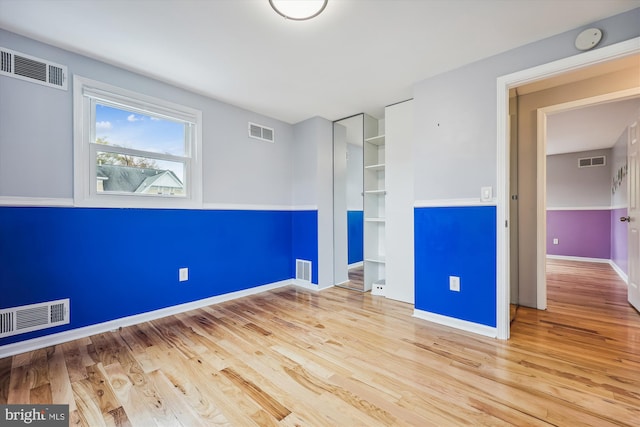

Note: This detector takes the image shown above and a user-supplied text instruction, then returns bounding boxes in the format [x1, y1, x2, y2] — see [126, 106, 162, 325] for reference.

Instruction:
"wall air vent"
[0, 47, 68, 90]
[578, 155, 606, 168]
[295, 259, 312, 283]
[0, 299, 70, 338]
[248, 122, 275, 143]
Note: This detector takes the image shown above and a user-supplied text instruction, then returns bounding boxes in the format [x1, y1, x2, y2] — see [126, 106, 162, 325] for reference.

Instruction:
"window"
[73, 76, 202, 208]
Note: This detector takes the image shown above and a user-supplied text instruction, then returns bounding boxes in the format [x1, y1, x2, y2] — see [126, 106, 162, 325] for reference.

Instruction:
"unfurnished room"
[1, 1, 639, 425]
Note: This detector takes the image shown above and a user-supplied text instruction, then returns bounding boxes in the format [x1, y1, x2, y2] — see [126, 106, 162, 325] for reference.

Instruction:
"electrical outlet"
[553, 238, 559, 245]
[179, 267, 189, 282]
[449, 276, 460, 292]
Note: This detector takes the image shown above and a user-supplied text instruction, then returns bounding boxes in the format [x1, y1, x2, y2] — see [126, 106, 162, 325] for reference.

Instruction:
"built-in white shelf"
[364, 134, 385, 145]
[364, 124, 385, 294]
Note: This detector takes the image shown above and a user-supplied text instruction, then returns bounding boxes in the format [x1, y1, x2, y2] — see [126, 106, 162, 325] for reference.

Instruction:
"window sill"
[73, 194, 203, 210]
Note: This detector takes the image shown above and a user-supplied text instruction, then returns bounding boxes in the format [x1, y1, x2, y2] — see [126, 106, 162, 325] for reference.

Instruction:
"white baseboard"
[546, 254, 609, 263]
[413, 309, 497, 338]
[348, 261, 363, 269]
[291, 279, 333, 292]
[609, 261, 629, 283]
[0, 278, 324, 358]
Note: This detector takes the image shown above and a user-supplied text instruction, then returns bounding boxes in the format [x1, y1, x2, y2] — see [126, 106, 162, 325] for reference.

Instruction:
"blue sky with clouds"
[95, 103, 186, 179]
[95, 104, 186, 156]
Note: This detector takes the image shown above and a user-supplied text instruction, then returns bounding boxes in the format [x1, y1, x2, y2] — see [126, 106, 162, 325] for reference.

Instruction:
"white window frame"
[73, 75, 202, 208]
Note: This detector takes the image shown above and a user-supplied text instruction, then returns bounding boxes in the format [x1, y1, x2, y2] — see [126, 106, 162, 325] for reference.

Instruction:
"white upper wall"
[292, 118, 320, 207]
[412, 9, 640, 202]
[611, 128, 630, 207]
[546, 149, 612, 208]
[0, 29, 295, 207]
[292, 116, 333, 285]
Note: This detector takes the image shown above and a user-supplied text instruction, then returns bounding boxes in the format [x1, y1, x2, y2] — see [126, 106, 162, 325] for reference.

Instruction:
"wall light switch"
[449, 276, 460, 292]
[553, 238, 559, 245]
[481, 186, 492, 202]
[179, 267, 189, 282]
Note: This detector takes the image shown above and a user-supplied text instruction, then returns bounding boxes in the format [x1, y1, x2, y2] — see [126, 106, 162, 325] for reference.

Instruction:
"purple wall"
[546, 210, 611, 259]
[611, 207, 628, 274]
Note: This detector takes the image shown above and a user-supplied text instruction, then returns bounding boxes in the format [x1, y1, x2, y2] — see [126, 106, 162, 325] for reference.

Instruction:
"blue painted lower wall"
[347, 210, 363, 265]
[414, 206, 497, 327]
[292, 209, 319, 284]
[0, 207, 318, 346]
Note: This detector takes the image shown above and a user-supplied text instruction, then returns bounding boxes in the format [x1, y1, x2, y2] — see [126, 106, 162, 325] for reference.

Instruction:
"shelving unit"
[363, 131, 386, 294]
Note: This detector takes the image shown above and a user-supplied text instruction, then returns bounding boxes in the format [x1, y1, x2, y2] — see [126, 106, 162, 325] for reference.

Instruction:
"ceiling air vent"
[248, 122, 274, 143]
[0, 47, 68, 90]
[578, 155, 606, 168]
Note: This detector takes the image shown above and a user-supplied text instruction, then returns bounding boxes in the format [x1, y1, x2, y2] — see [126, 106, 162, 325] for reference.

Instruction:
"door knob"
[620, 216, 631, 222]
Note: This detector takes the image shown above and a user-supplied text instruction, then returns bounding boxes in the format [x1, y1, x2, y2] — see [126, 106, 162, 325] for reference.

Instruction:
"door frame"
[628, 117, 640, 311]
[536, 89, 640, 309]
[496, 37, 640, 340]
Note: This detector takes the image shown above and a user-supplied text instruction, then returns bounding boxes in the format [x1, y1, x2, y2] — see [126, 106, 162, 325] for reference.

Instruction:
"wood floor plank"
[220, 367, 291, 421]
[60, 341, 91, 383]
[1, 259, 639, 425]
[30, 347, 53, 388]
[101, 362, 159, 427]
[11, 352, 31, 368]
[7, 364, 31, 404]
[85, 363, 122, 416]
[0, 355, 11, 404]
[48, 345, 77, 412]
[101, 346, 173, 424]
[72, 379, 108, 427]
[146, 369, 225, 427]
[106, 406, 133, 427]
[143, 346, 250, 426]
[29, 383, 52, 404]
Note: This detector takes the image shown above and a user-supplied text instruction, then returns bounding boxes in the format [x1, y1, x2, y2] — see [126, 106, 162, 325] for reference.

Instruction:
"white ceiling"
[1, 0, 638, 125]
[547, 97, 640, 156]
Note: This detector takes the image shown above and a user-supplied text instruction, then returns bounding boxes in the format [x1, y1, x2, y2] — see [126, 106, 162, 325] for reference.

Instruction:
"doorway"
[537, 93, 640, 308]
[496, 37, 640, 339]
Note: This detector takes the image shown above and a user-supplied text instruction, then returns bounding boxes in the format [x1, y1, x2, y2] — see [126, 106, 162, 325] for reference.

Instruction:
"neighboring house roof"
[97, 164, 183, 193]
[135, 169, 184, 193]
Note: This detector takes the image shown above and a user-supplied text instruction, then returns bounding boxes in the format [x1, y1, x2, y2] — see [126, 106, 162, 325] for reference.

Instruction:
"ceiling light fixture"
[269, 0, 328, 21]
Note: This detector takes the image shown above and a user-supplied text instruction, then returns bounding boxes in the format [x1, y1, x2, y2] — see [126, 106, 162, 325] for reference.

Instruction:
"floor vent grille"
[296, 259, 312, 283]
[0, 299, 70, 338]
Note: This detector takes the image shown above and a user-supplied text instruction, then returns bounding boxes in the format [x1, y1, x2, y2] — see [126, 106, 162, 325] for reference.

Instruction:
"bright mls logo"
[0, 405, 68, 426]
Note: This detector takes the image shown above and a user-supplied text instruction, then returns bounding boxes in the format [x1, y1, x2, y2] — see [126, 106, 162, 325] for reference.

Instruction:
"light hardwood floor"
[1, 259, 638, 426]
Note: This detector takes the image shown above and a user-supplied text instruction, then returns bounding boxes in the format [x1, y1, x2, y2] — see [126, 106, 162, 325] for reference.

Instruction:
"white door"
[385, 100, 414, 303]
[627, 118, 640, 312]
